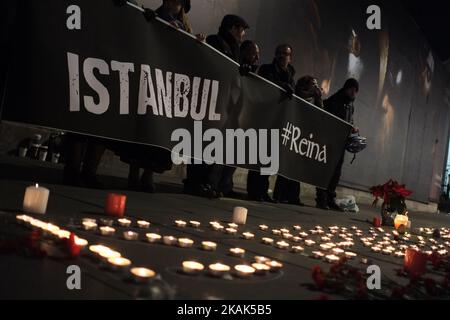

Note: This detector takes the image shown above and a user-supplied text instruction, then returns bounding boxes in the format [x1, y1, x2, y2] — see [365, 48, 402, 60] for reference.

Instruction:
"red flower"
[312, 265, 326, 289]
[370, 179, 413, 204]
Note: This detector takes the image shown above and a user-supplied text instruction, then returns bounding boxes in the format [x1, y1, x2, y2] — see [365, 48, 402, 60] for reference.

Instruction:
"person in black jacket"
[316, 78, 359, 211]
[183, 14, 249, 198]
[247, 44, 295, 202]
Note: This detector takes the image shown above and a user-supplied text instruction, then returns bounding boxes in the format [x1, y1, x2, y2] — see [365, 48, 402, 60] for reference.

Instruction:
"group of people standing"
[63, 0, 360, 212]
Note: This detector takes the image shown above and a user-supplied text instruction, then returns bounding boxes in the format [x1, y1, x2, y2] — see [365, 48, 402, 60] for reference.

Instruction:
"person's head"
[162, 0, 183, 15]
[275, 44, 293, 69]
[343, 78, 359, 101]
[296, 75, 318, 91]
[219, 15, 250, 44]
[240, 40, 260, 66]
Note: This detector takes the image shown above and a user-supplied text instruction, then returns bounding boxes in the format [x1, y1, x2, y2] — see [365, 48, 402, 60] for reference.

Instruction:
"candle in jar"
[208, 263, 230, 277]
[242, 232, 255, 240]
[99, 226, 115, 236]
[82, 221, 98, 231]
[178, 238, 194, 248]
[182, 261, 204, 275]
[104, 193, 126, 218]
[175, 220, 187, 228]
[189, 221, 201, 228]
[146, 233, 161, 243]
[201, 241, 217, 251]
[23, 184, 50, 214]
[108, 257, 131, 270]
[130, 267, 156, 282]
[117, 218, 131, 227]
[163, 236, 177, 246]
[229, 248, 245, 258]
[275, 241, 290, 250]
[137, 220, 150, 229]
[261, 237, 274, 245]
[259, 224, 269, 231]
[251, 263, 270, 274]
[232, 207, 248, 225]
[234, 264, 255, 277]
[123, 231, 139, 241]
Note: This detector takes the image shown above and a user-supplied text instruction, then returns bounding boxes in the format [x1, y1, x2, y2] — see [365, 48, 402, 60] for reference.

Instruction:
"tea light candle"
[209, 263, 230, 277]
[280, 228, 290, 234]
[232, 207, 248, 225]
[394, 251, 405, 258]
[56, 230, 71, 239]
[178, 238, 194, 248]
[261, 237, 274, 245]
[228, 223, 239, 229]
[363, 241, 373, 247]
[104, 193, 126, 218]
[299, 232, 309, 238]
[99, 226, 115, 236]
[252, 263, 270, 274]
[320, 244, 332, 251]
[89, 245, 109, 255]
[182, 261, 204, 275]
[291, 246, 304, 253]
[325, 254, 340, 263]
[117, 218, 131, 227]
[175, 220, 187, 228]
[74, 237, 88, 248]
[137, 220, 150, 229]
[201, 241, 217, 251]
[293, 225, 302, 231]
[23, 184, 50, 214]
[332, 248, 345, 255]
[272, 229, 282, 236]
[189, 221, 201, 228]
[259, 225, 269, 231]
[234, 265, 255, 277]
[275, 241, 290, 250]
[163, 236, 177, 246]
[99, 249, 122, 260]
[82, 221, 98, 231]
[254, 256, 270, 264]
[123, 231, 139, 241]
[382, 248, 394, 255]
[345, 252, 357, 259]
[304, 239, 316, 247]
[311, 251, 325, 259]
[292, 236, 302, 243]
[108, 257, 131, 270]
[265, 260, 283, 272]
[146, 233, 161, 243]
[282, 233, 293, 240]
[242, 232, 255, 240]
[212, 224, 224, 232]
[229, 248, 245, 258]
[130, 267, 156, 282]
[321, 236, 331, 242]
[225, 228, 238, 235]
[371, 246, 381, 253]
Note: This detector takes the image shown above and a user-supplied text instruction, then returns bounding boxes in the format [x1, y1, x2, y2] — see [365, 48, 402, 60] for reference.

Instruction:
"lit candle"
[254, 256, 270, 264]
[137, 220, 150, 229]
[291, 246, 304, 253]
[212, 224, 224, 232]
[89, 245, 109, 255]
[325, 254, 340, 263]
[282, 233, 293, 240]
[99, 226, 115, 237]
[304, 239, 316, 247]
[99, 218, 114, 227]
[345, 252, 357, 259]
[321, 236, 331, 242]
[259, 224, 269, 231]
[382, 248, 393, 255]
[189, 221, 201, 228]
[265, 260, 283, 272]
[82, 221, 98, 231]
[394, 251, 405, 258]
[275, 241, 290, 250]
[123, 231, 139, 241]
[272, 229, 281, 236]
[229, 248, 245, 258]
[234, 265, 255, 277]
[178, 238, 194, 248]
[74, 237, 88, 248]
[251, 263, 270, 274]
[208, 263, 230, 277]
[182, 261, 204, 275]
[332, 248, 345, 255]
[146, 233, 161, 243]
[225, 228, 238, 235]
[261, 237, 274, 245]
[201, 241, 217, 251]
[23, 184, 50, 214]
[130, 267, 156, 282]
[163, 236, 177, 246]
[56, 230, 71, 239]
[108, 257, 131, 270]
[242, 232, 255, 240]
[175, 220, 187, 228]
[371, 246, 381, 253]
[292, 236, 302, 243]
[99, 249, 121, 260]
[117, 218, 131, 227]
[104, 193, 126, 218]
[280, 228, 290, 234]
[363, 241, 373, 247]
[311, 251, 325, 259]
[299, 232, 309, 238]
[293, 225, 302, 231]
[320, 244, 332, 251]
[232, 207, 248, 225]
[228, 223, 239, 229]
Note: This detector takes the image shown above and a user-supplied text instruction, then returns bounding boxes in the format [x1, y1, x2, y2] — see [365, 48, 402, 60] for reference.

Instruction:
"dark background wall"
[142, 0, 450, 203]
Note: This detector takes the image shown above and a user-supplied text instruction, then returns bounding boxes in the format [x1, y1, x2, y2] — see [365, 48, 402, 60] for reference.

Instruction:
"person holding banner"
[316, 78, 360, 211]
[247, 44, 296, 203]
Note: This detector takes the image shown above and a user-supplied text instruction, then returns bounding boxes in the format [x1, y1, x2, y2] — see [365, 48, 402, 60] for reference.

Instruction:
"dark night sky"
[402, 0, 450, 62]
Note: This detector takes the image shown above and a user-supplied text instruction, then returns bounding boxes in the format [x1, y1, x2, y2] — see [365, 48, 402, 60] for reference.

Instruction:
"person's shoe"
[316, 203, 329, 210]
[328, 201, 344, 212]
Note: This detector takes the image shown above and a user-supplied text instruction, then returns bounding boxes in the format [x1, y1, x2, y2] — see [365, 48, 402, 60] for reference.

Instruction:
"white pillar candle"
[232, 207, 248, 225]
[23, 184, 50, 214]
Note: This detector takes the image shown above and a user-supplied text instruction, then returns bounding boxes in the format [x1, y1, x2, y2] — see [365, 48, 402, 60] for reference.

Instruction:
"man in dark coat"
[247, 44, 295, 202]
[316, 78, 359, 211]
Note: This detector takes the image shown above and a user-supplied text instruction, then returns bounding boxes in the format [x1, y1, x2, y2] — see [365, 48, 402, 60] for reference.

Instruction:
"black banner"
[1, 0, 352, 189]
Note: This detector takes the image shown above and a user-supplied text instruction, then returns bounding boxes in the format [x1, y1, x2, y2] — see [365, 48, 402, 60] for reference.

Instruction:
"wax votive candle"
[104, 193, 126, 218]
[232, 207, 248, 225]
[23, 184, 50, 214]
